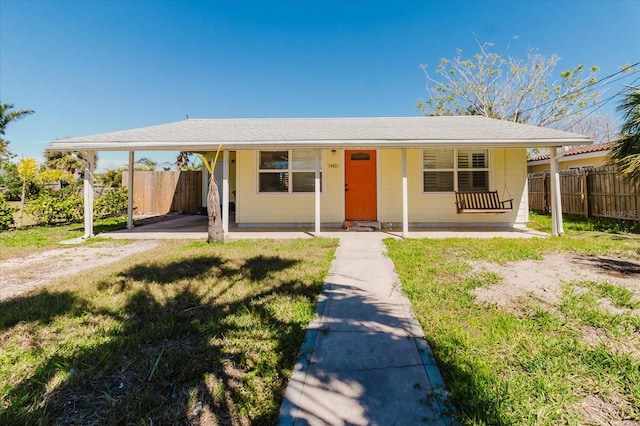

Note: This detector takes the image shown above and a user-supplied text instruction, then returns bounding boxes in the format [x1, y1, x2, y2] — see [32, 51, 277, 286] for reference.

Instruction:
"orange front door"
[345, 150, 377, 220]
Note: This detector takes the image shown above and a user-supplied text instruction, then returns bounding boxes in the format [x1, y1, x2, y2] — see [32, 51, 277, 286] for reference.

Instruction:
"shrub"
[96, 168, 124, 188]
[26, 186, 83, 225]
[0, 196, 16, 230]
[94, 187, 128, 219]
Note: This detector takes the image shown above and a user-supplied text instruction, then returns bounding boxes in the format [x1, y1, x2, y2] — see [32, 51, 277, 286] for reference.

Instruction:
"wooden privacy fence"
[122, 171, 202, 214]
[528, 166, 640, 221]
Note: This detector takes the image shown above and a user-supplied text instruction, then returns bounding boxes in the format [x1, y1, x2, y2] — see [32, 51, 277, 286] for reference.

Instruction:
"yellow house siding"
[235, 150, 343, 224]
[528, 163, 549, 173]
[527, 152, 609, 173]
[560, 156, 607, 170]
[503, 149, 529, 225]
[405, 148, 528, 225]
[378, 150, 404, 223]
[235, 147, 528, 226]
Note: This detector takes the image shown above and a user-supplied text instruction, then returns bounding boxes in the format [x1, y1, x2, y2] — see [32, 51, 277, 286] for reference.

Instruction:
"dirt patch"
[470, 253, 640, 424]
[470, 253, 640, 313]
[0, 240, 159, 301]
[575, 395, 638, 426]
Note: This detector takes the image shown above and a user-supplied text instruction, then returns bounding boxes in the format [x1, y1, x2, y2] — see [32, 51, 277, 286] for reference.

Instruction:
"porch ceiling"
[48, 116, 592, 152]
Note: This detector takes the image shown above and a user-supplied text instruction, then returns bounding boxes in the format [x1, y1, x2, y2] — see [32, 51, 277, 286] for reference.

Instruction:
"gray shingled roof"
[48, 116, 592, 151]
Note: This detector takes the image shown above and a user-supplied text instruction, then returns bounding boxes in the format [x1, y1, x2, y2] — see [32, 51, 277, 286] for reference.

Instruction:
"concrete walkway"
[278, 233, 452, 425]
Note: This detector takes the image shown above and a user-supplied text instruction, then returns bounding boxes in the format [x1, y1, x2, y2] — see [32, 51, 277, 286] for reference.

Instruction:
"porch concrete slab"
[99, 214, 547, 240]
[278, 233, 452, 426]
[102, 215, 208, 239]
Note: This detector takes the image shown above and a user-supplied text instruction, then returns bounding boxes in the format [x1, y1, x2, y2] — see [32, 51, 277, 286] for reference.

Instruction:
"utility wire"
[545, 74, 640, 128]
[518, 61, 640, 115]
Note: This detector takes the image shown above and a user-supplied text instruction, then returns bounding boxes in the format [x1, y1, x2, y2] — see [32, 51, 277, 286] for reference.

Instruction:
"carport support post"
[127, 151, 135, 229]
[82, 151, 95, 239]
[222, 150, 229, 235]
[401, 148, 409, 236]
[549, 147, 564, 236]
[314, 149, 321, 234]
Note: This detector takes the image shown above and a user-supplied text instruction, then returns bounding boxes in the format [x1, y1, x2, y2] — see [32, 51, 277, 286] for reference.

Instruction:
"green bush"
[94, 187, 128, 219]
[95, 168, 124, 188]
[26, 186, 83, 225]
[0, 196, 16, 230]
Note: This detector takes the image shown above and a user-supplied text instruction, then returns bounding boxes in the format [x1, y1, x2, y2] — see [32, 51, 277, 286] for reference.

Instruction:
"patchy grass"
[0, 217, 127, 260]
[385, 233, 640, 425]
[0, 238, 337, 424]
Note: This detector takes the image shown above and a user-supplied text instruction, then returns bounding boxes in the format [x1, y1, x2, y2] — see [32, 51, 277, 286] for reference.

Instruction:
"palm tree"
[44, 150, 86, 176]
[0, 102, 35, 160]
[134, 157, 157, 171]
[610, 86, 640, 180]
[176, 151, 192, 170]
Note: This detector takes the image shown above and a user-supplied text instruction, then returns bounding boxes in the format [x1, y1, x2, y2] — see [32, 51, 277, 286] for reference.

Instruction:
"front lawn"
[0, 238, 337, 424]
[386, 231, 640, 425]
[0, 217, 128, 260]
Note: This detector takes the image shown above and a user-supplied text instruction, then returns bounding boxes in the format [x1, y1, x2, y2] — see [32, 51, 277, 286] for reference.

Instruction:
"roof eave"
[47, 138, 591, 152]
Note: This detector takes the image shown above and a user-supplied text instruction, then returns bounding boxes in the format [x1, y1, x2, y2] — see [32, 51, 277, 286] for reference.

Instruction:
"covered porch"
[47, 116, 592, 239]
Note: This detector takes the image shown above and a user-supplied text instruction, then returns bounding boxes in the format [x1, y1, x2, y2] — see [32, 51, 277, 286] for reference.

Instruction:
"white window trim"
[421, 148, 491, 193]
[256, 150, 325, 195]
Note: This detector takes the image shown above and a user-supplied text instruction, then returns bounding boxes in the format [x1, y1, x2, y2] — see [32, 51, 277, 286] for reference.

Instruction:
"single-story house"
[47, 116, 592, 237]
[527, 142, 612, 173]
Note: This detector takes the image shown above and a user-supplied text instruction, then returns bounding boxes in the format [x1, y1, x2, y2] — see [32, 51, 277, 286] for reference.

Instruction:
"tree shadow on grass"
[0, 290, 86, 331]
[118, 255, 226, 284]
[240, 255, 300, 281]
[1, 253, 316, 425]
[109, 254, 299, 285]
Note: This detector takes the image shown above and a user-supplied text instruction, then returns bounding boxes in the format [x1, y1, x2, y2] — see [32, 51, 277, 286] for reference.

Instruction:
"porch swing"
[455, 151, 514, 214]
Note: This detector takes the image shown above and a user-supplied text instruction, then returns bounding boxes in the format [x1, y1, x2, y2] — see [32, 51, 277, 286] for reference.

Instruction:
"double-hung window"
[258, 150, 322, 193]
[423, 149, 489, 192]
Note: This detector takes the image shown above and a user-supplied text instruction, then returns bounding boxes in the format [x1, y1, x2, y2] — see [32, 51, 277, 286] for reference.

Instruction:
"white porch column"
[549, 147, 564, 236]
[401, 148, 409, 237]
[314, 149, 321, 235]
[127, 151, 134, 229]
[222, 150, 229, 235]
[82, 151, 95, 239]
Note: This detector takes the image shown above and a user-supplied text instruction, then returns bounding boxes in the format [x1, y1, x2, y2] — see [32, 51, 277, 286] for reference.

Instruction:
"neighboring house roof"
[48, 116, 592, 152]
[528, 142, 613, 163]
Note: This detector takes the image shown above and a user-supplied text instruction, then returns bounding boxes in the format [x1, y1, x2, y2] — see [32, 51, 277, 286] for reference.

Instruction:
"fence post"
[583, 170, 590, 218]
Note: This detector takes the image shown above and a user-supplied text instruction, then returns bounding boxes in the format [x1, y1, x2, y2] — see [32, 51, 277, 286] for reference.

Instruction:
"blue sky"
[1, 0, 639, 171]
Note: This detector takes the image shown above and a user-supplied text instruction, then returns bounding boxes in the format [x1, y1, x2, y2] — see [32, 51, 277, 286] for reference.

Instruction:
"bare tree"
[565, 113, 618, 143]
[418, 41, 606, 133]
